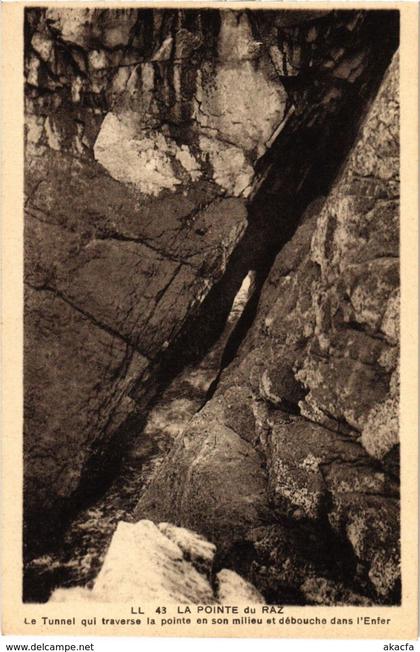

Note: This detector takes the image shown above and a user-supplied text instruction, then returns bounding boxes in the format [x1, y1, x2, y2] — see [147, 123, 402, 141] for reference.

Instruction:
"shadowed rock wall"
[135, 52, 400, 605]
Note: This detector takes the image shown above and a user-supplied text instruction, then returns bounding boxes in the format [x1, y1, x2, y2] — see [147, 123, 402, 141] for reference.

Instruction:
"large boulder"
[135, 400, 270, 549]
[24, 151, 248, 546]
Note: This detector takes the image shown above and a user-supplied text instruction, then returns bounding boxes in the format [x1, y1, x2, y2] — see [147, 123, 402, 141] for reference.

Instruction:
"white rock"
[51, 520, 215, 603]
[25, 114, 44, 148]
[91, 520, 214, 603]
[50, 587, 93, 602]
[158, 522, 216, 571]
[152, 36, 174, 61]
[94, 112, 202, 196]
[175, 146, 202, 182]
[27, 55, 40, 87]
[31, 32, 53, 62]
[88, 49, 108, 71]
[199, 136, 254, 197]
[361, 369, 399, 459]
[216, 569, 265, 604]
[48, 520, 265, 605]
[218, 11, 260, 62]
[197, 63, 286, 155]
[44, 117, 61, 151]
[45, 9, 95, 48]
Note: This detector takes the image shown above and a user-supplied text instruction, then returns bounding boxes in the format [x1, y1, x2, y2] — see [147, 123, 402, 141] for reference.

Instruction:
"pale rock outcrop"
[158, 522, 216, 575]
[93, 11, 288, 197]
[49, 520, 264, 604]
[216, 569, 265, 605]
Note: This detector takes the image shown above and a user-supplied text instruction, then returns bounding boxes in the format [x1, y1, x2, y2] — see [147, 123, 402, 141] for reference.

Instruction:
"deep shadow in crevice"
[214, 514, 381, 605]
[152, 9, 399, 390]
[23, 407, 149, 602]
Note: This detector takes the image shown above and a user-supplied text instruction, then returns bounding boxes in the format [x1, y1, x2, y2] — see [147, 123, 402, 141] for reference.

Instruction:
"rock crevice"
[135, 50, 401, 605]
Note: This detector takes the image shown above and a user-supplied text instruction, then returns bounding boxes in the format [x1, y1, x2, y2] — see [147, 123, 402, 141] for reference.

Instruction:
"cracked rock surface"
[25, 8, 399, 605]
[135, 53, 400, 605]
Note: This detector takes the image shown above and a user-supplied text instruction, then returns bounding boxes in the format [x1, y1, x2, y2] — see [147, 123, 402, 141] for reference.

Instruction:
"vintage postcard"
[1, 0, 418, 639]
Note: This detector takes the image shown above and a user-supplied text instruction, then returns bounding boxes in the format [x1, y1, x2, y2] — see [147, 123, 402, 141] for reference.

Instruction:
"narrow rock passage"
[25, 270, 257, 602]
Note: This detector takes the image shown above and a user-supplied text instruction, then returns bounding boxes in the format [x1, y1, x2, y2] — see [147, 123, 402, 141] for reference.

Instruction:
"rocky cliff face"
[24, 8, 399, 604]
[136, 52, 400, 605]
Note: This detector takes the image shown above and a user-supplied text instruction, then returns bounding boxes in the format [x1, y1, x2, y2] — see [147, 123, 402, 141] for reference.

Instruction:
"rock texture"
[23, 271, 257, 604]
[136, 402, 270, 548]
[136, 52, 400, 604]
[24, 7, 399, 605]
[49, 520, 264, 604]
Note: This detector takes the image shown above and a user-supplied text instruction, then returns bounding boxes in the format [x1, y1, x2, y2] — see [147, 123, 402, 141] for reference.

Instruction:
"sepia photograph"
[1, 0, 418, 640]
